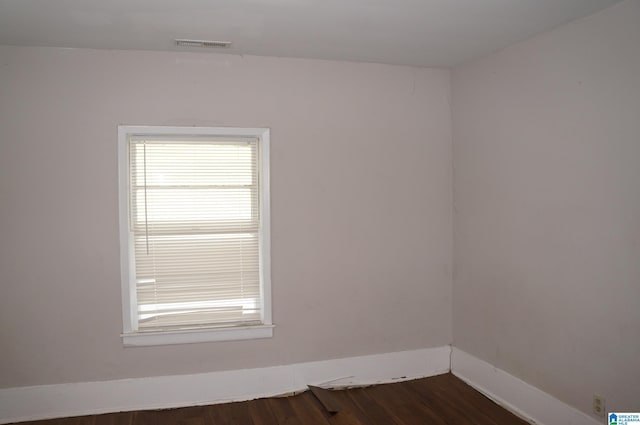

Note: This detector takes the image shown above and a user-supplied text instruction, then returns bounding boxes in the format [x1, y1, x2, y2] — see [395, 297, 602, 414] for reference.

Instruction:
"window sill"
[122, 324, 274, 347]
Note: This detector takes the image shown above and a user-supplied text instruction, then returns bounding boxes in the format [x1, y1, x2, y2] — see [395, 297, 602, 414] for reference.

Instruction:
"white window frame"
[117, 125, 272, 346]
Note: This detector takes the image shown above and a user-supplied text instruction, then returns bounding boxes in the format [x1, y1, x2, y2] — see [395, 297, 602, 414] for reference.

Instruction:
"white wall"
[453, 0, 640, 418]
[0, 47, 452, 387]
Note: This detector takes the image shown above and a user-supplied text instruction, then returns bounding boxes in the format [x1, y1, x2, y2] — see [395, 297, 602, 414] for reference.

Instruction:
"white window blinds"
[128, 137, 262, 331]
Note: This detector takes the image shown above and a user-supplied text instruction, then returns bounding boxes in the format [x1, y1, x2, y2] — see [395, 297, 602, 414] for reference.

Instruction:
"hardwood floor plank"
[246, 399, 279, 425]
[152, 406, 207, 425]
[307, 386, 342, 414]
[210, 401, 254, 425]
[93, 412, 133, 425]
[428, 374, 529, 425]
[335, 387, 401, 425]
[364, 382, 449, 425]
[20, 417, 95, 425]
[266, 397, 303, 425]
[204, 402, 233, 425]
[288, 392, 331, 425]
[404, 376, 496, 425]
[328, 412, 363, 425]
[229, 401, 255, 425]
[132, 409, 158, 425]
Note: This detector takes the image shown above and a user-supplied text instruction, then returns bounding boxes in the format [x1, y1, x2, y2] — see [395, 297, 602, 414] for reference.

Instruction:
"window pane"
[126, 134, 265, 332]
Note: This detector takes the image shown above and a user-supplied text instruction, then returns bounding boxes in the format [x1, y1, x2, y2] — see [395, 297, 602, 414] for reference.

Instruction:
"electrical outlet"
[593, 394, 606, 417]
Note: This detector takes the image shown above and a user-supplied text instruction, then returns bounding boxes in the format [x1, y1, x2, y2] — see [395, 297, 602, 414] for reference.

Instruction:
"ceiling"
[0, 0, 622, 67]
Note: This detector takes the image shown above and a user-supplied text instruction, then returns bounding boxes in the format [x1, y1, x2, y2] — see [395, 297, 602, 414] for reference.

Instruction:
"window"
[118, 126, 272, 346]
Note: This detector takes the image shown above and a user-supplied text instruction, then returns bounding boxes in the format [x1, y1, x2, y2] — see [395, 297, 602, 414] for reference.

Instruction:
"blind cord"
[143, 142, 150, 255]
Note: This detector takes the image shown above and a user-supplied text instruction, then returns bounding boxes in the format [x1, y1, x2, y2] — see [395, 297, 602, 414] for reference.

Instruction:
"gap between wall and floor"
[0, 346, 600, 425]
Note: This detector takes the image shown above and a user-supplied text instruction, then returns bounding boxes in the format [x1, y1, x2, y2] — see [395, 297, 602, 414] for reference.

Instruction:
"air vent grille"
[175, 39, 232, 48]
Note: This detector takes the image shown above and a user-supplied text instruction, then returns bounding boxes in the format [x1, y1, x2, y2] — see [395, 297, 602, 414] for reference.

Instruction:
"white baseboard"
[0, 346, 451, 424]
[451, 348, 601, 425]
[3, 346, 600, 425]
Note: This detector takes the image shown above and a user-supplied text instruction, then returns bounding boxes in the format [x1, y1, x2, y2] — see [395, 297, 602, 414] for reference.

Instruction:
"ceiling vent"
[175, 39, 232, 48]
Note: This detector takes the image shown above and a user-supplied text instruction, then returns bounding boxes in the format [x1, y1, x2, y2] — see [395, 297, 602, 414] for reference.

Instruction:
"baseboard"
[0, 346, 451, 424]
[451, 348, 601, 425]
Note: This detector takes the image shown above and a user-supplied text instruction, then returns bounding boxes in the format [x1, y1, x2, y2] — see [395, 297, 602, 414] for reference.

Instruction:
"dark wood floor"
[18, 373, 529, 425]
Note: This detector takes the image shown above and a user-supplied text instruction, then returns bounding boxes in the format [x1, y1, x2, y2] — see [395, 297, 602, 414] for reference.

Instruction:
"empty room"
[0, 1, 638, 424]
